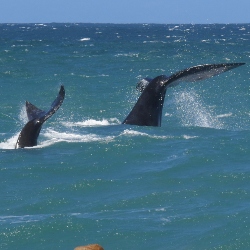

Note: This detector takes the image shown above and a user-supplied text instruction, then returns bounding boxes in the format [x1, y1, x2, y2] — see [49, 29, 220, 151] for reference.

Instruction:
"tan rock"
[74, 244, 104, 250]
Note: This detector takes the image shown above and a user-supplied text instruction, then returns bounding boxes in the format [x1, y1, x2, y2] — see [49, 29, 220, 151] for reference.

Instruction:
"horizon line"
[0, 22, 249, 25]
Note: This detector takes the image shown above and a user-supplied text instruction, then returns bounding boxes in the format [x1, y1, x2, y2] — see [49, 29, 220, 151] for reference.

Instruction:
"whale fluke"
[15, 85, 65, 149]
[123, 63, 245, 127]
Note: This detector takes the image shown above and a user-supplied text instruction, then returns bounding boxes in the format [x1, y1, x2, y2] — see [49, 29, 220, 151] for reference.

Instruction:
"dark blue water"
[0, 23, 250, 250]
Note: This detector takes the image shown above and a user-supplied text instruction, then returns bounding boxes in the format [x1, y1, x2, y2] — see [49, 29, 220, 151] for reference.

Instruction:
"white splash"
[172, 89, 223, 129]
[0, 133, 19, 150]
[41, 128, 114, 145]
[62, 118, 120, 127]
[18, 105, 28, 124]
[120, 129, 172, 140]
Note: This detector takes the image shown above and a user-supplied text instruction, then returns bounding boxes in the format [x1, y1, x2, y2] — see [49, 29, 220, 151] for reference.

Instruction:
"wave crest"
[62, 118, 120, 127]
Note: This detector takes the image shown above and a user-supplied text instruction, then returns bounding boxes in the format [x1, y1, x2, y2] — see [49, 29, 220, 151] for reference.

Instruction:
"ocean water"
[0, 23, 250, 250]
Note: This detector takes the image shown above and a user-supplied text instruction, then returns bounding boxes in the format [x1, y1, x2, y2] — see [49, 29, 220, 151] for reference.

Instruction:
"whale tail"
[15, 85, 65, 149]
[166, 63, 245, 88]
[136, 63, 245, 92]
[123, 63, 245, 126]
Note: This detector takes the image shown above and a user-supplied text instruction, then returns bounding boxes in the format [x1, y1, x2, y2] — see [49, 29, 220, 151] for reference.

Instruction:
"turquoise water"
[0, 23, 250, 250]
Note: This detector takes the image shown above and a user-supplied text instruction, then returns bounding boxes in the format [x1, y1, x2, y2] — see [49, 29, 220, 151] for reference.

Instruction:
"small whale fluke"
[15, 85, 65, 149]
[123, 63, 245, 127]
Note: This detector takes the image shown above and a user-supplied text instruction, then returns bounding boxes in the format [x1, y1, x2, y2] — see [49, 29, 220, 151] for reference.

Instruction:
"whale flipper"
[15, 85, 65, 149]
[123, 63, 245, 127]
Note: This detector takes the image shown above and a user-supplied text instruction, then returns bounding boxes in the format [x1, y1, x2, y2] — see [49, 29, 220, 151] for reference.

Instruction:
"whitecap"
[115, 53, 139, 57]
[121, 129, 149, 137]
[183, 135, 198, 140]
[169, 26, 179, 31]
[216, 113, 233, 118]
[120, 129, 171, 140]
[201, 39, 211, 43]
[35, 23, 47, 27]
[79, 38, 90, 41]
[62, 118, 120, 127]
[0, 214, 50, 224]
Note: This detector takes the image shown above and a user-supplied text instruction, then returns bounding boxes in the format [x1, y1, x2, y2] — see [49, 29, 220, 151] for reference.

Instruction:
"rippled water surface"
[0, 23, 250, 250]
